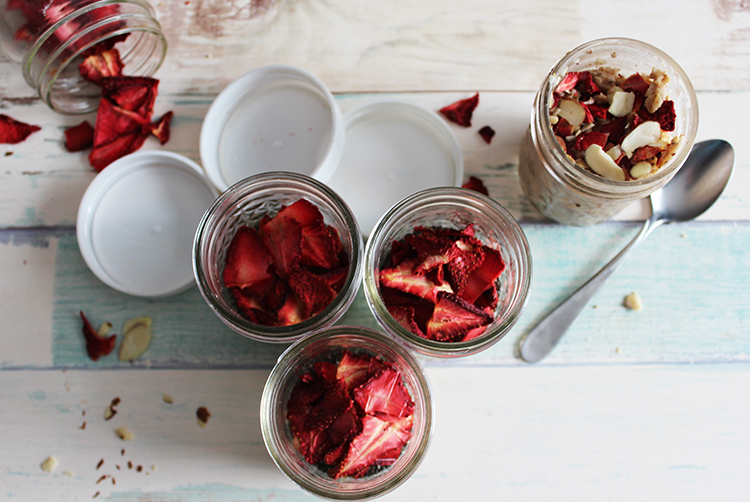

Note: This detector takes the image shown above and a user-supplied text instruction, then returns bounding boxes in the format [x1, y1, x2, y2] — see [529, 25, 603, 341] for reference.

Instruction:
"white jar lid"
[77, 151, 218, 297]
[326, 101, 464, 237]
[200, 65, 345, 192]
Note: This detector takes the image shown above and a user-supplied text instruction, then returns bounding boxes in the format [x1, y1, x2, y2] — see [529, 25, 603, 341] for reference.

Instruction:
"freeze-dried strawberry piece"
[445, 237, 485, 295]
[353, 367, 414, 418]
[334, 414, 412, 479]
[637, 99, 676, 132]
[439, 93, 479, 127]
[305, 381, 352, 432]
[379, 260, 452, 303]
[297, 426, 333, 464]
[224, 227, 273, 289]
[574, 131, 608, 152]
[0, 114, 41, 144]
[80, 34, 130, 58]
[478, 125, 495, 144]
[598, 116, 628, 146]
[315, 266, 348, 293]
[462, 175, 489, 195]
[582, 102, 608, 121]
[80, 311, 116, 361]
[314, 361, 338, 383]
[461, 245, 505, 304]
[230, 287, 277, 325]
[277, 293, 306, 326]
[326, 401, 362, 446]
[387, 305, 426, 338]
[632, 146, 663, 162]
[555, 71, 599, 96]
[336, 351, 385, 393]
[620, 73, 650, 95]
[78, 49, 124, 85]
[88, 98, 150, 171]
[89, 129, 148, 172]
[149, 111, 173, 145]
[426, 291, 493, 341]
[101, 76, 159, 118]
[300, 223, 340, 270]
[280, 198, 325, 227]
[260, 215, 303, 278]
[287, 268, 336, 318]
[380, 286, 435, 333]
[64, 121, 94, 152]
[554, 117, 574, 138]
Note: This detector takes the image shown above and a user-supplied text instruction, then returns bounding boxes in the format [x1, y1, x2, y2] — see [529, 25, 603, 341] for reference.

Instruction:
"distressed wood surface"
[1, 0, 749, 500]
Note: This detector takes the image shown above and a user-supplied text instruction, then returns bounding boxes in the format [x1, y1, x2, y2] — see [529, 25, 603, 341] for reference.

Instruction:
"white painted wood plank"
[2, 365, 749, 501]
[0, 91, 747, 227]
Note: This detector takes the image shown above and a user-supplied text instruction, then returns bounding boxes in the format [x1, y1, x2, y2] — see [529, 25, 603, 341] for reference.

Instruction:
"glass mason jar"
[193, 171, 363, 344]
[364, 187, 532, 358]
[0, 0, 166, 114]
[260, 326, 434, 501]
[518, 38, 699, 226]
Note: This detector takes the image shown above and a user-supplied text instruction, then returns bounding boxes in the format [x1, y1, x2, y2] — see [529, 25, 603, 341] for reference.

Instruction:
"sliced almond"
[122, 316, 152, 335]
[608, 91, 635, 117]
[97, 322, 113, 337]
[557, 98, 587, 127]
[584, 144, 626, 181]
[41, 456, 58, 473]
[606, 145, 622, 162]
[118, 324, 152, 362]
[621, 121, 662, 157]
[115, 426, 134, 441]
[630, 161, 653, 179]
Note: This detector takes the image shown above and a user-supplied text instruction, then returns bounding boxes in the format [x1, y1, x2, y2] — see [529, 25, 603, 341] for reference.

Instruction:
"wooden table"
[2, 1, 749, 500]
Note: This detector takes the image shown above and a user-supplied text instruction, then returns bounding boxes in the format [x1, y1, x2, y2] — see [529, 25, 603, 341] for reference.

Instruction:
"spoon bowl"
[518, 139, 734, 363]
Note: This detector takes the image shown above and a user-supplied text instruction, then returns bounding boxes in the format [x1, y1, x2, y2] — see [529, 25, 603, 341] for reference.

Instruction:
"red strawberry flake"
[426, 291, 493, 341]
[445, 237, 485, 295]
[79, 311, 116, 361]
[0, 114, 41, 144]
[461, 175, 489, 195]
[223, 226, 273, 289]
[632, 146, 663, 163]
[88, 98, 150, 171]
[460, 245, 505, 304]
[149, 111, 173, 145]
[380, 286, 435, 334]
[462, 325, 488, 342]
[89, 128, 148, 172]
[78, 49, 124, 85]
[260, 214, 303, 278]
[336, 351, 381, 392]
[597, 116, 628, 146]
[314, 361, 338, 383]
[278, 198, 325, 227]
[230, 287, 271, 323]
[64, 121, 94, 152]
[379, 260, 452, 303]
[387, 305, 426, 338]
[555, 72, 581, 94]
[300, 223, 340, 270]
[297, 427, 333, 465]
[555, 71, 599, 96]
[287, 268, 336, 318]
[353, 367, 414, 418]
[439, 93, 479, 127]
[315, 266, 348, 293]
[326, 401, 362, 446]
[620, 73, 650, 95]
[478, 125, 495, 144]
[305, 381, 352, 432]
[554, 117, 574, 138]
[276, 293, 306, 326]
[637, 99, 676, 132]
[582, 102, 608, 121]
[334, 414, 412, 479]
[101, 76, 159, 118]
[574, 130, 608, 152]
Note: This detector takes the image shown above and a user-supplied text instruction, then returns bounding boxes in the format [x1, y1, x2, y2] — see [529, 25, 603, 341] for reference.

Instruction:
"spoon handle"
[519, 215, 664, 363]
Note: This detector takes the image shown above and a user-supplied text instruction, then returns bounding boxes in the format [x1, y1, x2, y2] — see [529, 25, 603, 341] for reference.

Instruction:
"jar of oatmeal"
[518, 38, 699, 226]
[0, 0, 166, 114]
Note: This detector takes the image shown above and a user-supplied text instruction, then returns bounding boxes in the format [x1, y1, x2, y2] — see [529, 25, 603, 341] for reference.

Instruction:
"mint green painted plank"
[40, 221, 750, 370]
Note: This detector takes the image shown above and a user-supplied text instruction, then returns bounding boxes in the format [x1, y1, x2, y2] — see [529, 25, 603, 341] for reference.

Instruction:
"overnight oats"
[518, 38, 698, 226]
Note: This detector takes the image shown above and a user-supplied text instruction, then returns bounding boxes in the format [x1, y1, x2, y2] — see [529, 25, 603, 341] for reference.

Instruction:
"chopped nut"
[196, 406, 211, 428]
[624, 292, 643, 311]
[162, 393, 174, 404]
[96, 475, 107, 484]
[105, 397, 121, 421]
[41, 456, 58, 473]
[62, 470, 75, 477]
[96, 459, 104, 470]
[128, 461, 133, 469]
[97, 322, 113, 337]
[136, 465, 143, 472]
[151, 464, 158, 471]
[80, 421, 87, 430]
[644, 69, 669, 113]
[119, 323, 153, 362]
[115, 426, 134, 441]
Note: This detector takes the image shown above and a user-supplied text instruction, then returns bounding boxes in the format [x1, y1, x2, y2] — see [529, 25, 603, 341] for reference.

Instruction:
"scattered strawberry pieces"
[0, 114, 41, 144]
[379, 225, 503, 343]
[64, 121, 95, 152]
[223, 199, 348, 327]
[287, 351, 414, 478]
[80, 311, 116, 361]
[478, 125, 495, 144]
[551, 67, 680, 180]
[439, 93, 479, 127]
[461, 175, 489, 195]
[78, 49, 124, 86]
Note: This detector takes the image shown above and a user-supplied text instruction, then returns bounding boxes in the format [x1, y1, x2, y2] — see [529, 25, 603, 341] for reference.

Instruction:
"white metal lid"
[326, 101, 464, 237]
[200, 65, 345, 192]
[77, 151, 219, 297]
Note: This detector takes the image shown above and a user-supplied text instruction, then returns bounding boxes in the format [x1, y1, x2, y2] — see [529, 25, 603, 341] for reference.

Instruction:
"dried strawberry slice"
[0, 114, 41, 144]
[460, 245, 505, 304]
[315, 266, 349, 293]
[445, 237, 485, 295]
[287, 268, 336, 318]
[276, 292, 306, 327]
[336, 351, 385, 393]
[574, 130, 608, 152]
[637, 100, 676, 132]
[314, 361, 338, 383]
[300, 223, 340, 270]
[326, 401, 362, 447]
[478, 125, 495, 144]
[461, 175, 489, 195]
[555, 71, 599, 96]
[64, 121, 95, 152]
[101, 76, 159, 118]
[439, 93, 479, 127]
[379, 260, 452, 303]
[260, 214, 303, 278]
[632, 146, 663, 162]
[297, 426, 333, 465]
[149, 111, 173, 145]
[387, 305, 426, 338]
[620, 73, 650, 95]
[280, 199, 325, 227]
[78, 49, 124, 85]
[598, 116, 628, 146]
[229, 287, 277, 326]
[80, 311, 116, 361]
[380, 286, 435, 334]
[305, 381, 352, 432]
[223, 226, 273, 289]
[88, 98, 150, 171]
[426, 291, 493, 341]
[353, 367, 414, 418]
[334, 414, 412, 479]
[554, 117, 574, 138]
[88, 130, 148, 172]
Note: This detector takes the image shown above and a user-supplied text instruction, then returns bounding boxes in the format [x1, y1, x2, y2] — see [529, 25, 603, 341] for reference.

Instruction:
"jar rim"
[532, 37, 699, 200]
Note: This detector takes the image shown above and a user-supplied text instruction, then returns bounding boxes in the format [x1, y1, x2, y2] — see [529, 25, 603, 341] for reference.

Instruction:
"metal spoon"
[518, 139, 734, 363]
